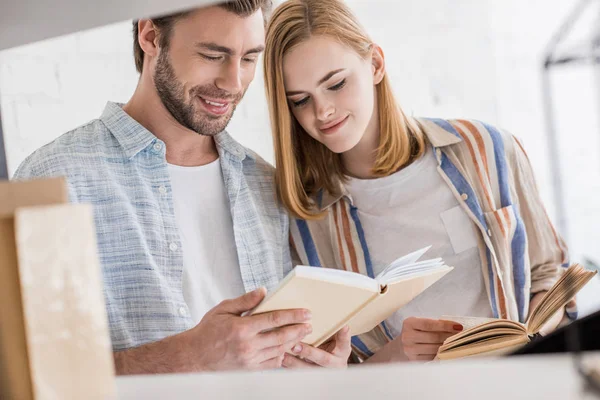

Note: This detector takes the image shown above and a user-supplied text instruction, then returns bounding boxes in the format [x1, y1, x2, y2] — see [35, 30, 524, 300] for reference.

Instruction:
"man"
[13, 1, 313, 374]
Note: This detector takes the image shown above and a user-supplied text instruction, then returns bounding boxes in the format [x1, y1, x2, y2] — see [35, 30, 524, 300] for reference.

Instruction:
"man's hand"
[282, 326, 352, 369]
[114, 287, 312, 374]
[400, 317, 463, 361]
[187, 287, 313, 370]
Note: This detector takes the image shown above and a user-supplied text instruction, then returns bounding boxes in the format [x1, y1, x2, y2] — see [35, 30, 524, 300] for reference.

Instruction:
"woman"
[264, 0, 573, 366]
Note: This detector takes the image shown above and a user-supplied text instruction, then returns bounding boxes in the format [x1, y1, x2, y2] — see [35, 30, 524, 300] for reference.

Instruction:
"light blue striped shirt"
[13, 102, 292, 350]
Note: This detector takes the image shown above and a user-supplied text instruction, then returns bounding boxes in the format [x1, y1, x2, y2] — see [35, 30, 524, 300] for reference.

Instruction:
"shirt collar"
[100, 101, 252, 162]
[100, 102, 157, 159]
[416, 117, 463, 148]
[214, 129, 251, 162]
[317, 187, 349, 211]
[316, 117, 463, 210]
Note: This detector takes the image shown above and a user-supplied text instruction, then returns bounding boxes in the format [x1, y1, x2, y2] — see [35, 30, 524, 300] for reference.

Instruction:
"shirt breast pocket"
[441, 205, 479, 254]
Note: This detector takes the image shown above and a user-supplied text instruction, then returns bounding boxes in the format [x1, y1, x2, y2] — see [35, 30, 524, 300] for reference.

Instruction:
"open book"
[437, 263, 597, 360]
[250, 247, 453, 347]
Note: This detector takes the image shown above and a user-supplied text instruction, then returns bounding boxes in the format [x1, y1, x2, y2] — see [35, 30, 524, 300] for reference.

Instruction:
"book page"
[438, 319, 527, 360]
[439, 319, 526, 349]
[440, 327, 524, 351]
[374, 246, 432, 281]
[347, 267, 452, 335]
[440, 315, 499, 331]
[527, 264, 597, 334]
[293, 266, 379, 292]
[378, 259, 447, 283]
[438, 335, 528, 360]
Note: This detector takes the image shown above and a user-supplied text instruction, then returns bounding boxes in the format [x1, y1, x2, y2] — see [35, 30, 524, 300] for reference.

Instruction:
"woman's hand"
[282, 326, 351, 369]
[531, 291, 573, 336]
[400, 317, 463, 361]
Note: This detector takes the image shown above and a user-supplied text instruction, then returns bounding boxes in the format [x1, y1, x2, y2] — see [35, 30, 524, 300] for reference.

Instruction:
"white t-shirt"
[168, 159, 245, 324]
[344, 147, 492, 336]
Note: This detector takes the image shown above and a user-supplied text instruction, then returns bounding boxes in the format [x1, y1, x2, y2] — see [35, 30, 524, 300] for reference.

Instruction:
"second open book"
[437, 263, 597, 360]
[250, 247, 452, 347]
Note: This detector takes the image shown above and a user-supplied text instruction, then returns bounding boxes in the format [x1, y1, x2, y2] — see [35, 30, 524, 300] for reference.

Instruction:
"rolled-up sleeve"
[510, 135, 569, 296]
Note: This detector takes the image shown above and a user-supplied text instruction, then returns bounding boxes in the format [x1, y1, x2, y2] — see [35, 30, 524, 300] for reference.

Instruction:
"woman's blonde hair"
[264, 0, 425, 220]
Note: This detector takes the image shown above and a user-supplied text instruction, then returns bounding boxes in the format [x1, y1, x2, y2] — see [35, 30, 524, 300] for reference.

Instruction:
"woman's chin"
[323, 138, 361, 154]
[324, 144, 349, 154]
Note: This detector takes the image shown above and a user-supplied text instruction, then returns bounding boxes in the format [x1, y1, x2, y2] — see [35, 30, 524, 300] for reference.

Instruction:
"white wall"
[2, 0, 599, 314]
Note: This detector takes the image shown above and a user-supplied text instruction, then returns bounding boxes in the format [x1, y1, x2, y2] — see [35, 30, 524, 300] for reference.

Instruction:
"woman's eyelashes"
[290, 79, 347, 108]
[328, 78, 346, 91]
[292, 97, 310, 107]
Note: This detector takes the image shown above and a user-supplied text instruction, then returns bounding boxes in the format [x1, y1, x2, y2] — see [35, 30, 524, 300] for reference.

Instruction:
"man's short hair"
[132, 0, 273, 74]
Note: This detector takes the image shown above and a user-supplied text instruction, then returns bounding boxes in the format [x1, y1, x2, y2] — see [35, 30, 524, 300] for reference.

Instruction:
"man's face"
[153, 6, 265, 136]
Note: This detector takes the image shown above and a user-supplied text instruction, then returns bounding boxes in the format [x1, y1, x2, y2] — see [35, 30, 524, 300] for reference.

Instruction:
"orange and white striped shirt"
[290, 118, 571, 358]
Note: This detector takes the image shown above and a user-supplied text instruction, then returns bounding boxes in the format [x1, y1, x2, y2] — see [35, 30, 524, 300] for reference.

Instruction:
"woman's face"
[282, 35, 384, 154]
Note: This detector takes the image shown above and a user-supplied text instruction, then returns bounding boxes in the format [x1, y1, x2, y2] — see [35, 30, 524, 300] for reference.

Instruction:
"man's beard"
[154, 50, 244, 136]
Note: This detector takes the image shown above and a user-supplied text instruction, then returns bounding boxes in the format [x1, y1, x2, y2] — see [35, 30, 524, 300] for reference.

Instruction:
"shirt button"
[169, 242, 178, 252]
[178, 307, 187, 317]
[153, 143, 162, 152]
[461, 193, 469, 201]
[158, 185, 167, 195]
[487, 229, 493, 237]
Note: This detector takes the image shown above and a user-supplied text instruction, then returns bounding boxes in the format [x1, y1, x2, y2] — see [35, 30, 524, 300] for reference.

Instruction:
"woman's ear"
[137, 19, 160, 60]
[370, 44, 386, 85]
